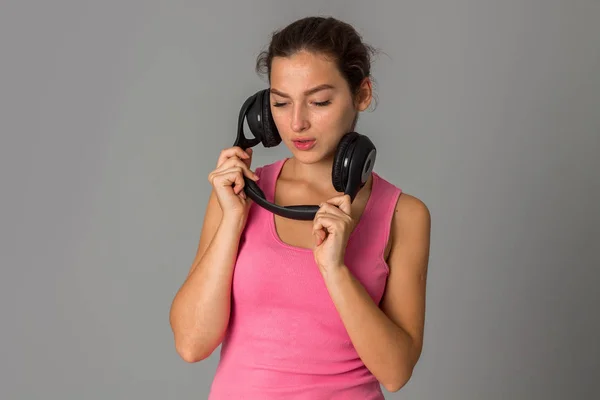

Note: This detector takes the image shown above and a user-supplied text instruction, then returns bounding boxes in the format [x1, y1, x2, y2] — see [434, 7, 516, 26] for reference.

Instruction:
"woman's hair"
[256, 16, 378, 99]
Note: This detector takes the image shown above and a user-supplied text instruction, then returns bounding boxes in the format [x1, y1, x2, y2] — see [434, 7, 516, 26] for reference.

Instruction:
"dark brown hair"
[256, 16, 378, 100]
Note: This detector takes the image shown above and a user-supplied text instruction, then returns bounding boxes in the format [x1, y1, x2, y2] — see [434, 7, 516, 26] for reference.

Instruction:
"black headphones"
[233, 88, 377, 220]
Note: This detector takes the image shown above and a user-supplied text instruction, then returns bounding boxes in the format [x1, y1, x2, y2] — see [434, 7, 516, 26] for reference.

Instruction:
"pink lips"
[292, 139, 316, 151]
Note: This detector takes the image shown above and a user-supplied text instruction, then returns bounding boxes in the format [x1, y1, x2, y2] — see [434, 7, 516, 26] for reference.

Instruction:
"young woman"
[170, 16, 431, 399]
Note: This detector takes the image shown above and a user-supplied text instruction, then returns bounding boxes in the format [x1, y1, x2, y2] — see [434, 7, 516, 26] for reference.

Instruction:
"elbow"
[175, 341, 213, 363]
[382, 371, 412, 393]
[384, 342, 423, 392]
[173, 334, 218, 363]
[169, 311, 220, 363]
[382, 362, 416, 393]
[178, 351, 206, 364]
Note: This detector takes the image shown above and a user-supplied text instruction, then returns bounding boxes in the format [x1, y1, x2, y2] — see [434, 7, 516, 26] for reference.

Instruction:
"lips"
[292, 138, 316, 151]
[292, 137, 315, 142]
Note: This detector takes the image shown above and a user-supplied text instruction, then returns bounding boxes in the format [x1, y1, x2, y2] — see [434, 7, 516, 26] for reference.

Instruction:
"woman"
[169, 16, 431, 399]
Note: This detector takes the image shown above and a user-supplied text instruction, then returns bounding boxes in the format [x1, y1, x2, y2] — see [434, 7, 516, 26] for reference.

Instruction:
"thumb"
[243, 147, 253, 167]
[313, 229, 326, 247]
[325, 194, 352, 215]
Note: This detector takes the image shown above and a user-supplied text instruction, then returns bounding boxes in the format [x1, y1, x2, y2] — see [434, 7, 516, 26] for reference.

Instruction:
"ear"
[354, 77, 373, 111]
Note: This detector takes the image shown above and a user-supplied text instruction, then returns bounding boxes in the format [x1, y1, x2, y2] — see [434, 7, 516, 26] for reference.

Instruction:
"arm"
[169, 189, 246, 363]
[322, 194, 430, 392]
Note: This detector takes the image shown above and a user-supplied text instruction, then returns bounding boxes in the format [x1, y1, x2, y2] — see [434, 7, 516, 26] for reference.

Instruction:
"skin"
[169, 50, 431, 394]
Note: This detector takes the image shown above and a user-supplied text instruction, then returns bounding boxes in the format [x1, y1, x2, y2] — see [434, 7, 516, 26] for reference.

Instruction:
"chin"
[290, 151, 317, 163]
[292, 150, 335, 165]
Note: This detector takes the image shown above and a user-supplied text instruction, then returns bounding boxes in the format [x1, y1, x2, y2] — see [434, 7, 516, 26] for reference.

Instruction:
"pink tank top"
[208, 158, 402, 399]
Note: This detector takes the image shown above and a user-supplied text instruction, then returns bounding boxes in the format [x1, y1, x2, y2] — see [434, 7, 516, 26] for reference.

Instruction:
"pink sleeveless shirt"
[208, 158, 402, 399]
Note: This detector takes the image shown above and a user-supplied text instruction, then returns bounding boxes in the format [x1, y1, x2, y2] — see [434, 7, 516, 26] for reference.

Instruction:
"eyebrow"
[269, 84, 335, 98]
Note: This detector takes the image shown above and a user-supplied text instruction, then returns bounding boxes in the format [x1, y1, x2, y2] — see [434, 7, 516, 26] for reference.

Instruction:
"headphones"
[233, 88, 377, 220]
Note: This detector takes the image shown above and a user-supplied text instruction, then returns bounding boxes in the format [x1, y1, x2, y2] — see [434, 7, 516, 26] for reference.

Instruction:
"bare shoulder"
[393, 193, 431, 231]
[384, 192, 431, 265]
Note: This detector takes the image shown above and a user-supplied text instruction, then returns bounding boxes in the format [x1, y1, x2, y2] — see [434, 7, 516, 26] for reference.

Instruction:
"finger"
[312, 219, 327, 246]
[315, 231, 326, 246]
[313, 211, 349, 239]
[211, 166, 246, 194]
[317, 202, 347, 218]
[324, 194, 352, 215]
[241, 147, 253, 168]
[216, 146, 251, 167]
[218, 156, 256, 175]
[215, 157, 259, 181]
[313, 213, 337, 234]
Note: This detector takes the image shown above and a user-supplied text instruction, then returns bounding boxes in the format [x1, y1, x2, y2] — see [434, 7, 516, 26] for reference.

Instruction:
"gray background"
[1, 0, 599, 399]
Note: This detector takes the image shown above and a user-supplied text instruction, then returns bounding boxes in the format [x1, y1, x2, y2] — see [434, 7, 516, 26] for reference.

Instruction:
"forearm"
[323, 266, 419, 392]
[169, 216, 244, 362]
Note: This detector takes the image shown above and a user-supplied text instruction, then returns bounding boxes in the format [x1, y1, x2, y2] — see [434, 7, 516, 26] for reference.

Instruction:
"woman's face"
[268, 50, 371, 164]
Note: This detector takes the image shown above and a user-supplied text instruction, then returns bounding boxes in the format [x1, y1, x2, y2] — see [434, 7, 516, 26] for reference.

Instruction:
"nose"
[290, 104, 309, 132]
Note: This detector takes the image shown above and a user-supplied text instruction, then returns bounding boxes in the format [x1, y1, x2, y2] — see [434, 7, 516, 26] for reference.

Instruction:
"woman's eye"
[272, 100, 331, 107]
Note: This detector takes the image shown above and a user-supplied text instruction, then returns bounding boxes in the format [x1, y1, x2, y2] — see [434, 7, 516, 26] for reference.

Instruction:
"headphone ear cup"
[332, 132, 357, 192]
[259, 89, 281, 147]
[246, 89, 281, 148]
[332, 132, 377, 199]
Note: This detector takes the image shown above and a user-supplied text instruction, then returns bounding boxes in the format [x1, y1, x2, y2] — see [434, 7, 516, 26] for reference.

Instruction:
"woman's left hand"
[312, 194, 356, 275]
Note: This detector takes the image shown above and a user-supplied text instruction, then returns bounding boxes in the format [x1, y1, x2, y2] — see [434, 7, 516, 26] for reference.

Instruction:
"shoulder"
[389, 192, 431, 258]
[395, 193, 430, 227]
[372, 172, 429, 229]
[372, 173, 430, 261]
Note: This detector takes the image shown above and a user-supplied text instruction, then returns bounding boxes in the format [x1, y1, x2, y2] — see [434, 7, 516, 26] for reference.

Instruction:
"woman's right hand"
[207, 146, 259, 219]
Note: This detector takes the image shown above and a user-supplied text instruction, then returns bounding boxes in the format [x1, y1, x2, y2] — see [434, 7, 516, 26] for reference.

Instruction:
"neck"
[285, 154, 337, 192]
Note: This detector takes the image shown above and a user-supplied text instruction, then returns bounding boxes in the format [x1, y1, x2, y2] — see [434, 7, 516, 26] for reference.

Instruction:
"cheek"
[314, 106, 349, 128]
[270, 109, 288, 131]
